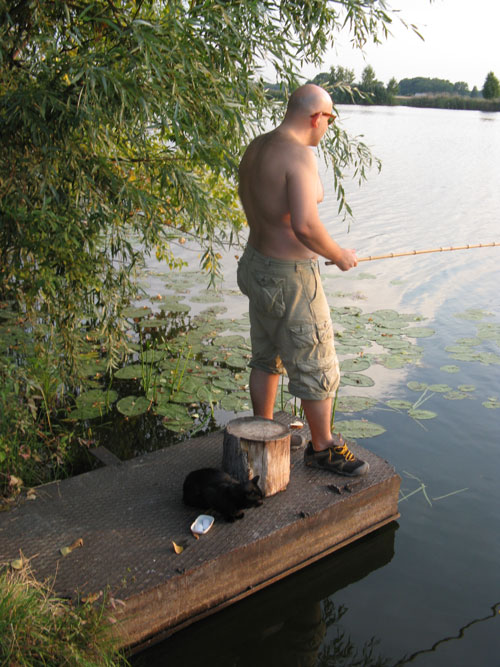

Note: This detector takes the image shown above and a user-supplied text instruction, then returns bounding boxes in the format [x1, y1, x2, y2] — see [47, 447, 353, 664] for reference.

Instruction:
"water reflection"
[131, 523, 397, 666]
[393, 601, 500, 666]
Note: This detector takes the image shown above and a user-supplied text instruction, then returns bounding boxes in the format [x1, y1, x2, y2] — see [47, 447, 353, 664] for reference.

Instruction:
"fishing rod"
[325, 242, 500, 265]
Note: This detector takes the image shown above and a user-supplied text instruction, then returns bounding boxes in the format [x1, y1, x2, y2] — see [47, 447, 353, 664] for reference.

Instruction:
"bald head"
[286, 84, 332, 118]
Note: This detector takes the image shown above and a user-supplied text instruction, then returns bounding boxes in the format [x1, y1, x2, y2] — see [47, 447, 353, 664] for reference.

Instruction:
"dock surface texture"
[0, 412, 400, 653]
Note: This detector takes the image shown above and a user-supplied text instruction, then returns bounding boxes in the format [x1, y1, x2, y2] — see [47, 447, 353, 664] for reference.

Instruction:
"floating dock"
[0, 412, 400, 653]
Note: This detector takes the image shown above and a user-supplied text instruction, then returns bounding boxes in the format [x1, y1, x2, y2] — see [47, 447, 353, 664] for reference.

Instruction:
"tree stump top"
[225, 416, 290, 442]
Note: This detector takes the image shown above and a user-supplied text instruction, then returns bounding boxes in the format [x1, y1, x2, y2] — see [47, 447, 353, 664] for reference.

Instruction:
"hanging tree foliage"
[0, 0, 400, 375]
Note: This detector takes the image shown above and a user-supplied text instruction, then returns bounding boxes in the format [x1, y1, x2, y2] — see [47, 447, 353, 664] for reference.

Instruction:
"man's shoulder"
[240, 130, 316, 178]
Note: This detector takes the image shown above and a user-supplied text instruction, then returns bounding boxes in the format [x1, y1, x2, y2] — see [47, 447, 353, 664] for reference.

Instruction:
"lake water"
[131, 105, 500, 666]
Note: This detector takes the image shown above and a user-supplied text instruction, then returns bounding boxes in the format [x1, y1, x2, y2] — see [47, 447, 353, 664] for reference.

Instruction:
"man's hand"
[335, 248, 358, 271]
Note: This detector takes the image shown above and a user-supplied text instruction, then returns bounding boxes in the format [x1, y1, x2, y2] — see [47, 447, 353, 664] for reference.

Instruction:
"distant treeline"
[265, 67, 500, 111]
[398, 76, 474, 96]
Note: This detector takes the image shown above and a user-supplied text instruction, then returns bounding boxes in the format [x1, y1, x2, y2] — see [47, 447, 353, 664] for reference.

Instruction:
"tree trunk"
[222, 416, 291, 497]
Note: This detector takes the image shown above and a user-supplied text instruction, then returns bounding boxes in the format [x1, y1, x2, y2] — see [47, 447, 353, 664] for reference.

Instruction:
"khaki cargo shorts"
[237, 245, 340, 401]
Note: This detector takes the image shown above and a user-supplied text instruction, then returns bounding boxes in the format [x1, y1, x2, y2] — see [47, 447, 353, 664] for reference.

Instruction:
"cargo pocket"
[289, 322, 318, 348]
[289, 320, 332, 348]
[254, 273, 286, 318]
[296, 354, 339, 394]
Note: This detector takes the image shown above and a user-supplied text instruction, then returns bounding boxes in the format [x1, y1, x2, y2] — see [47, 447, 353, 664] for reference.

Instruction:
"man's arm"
[286, 149, 357, 271]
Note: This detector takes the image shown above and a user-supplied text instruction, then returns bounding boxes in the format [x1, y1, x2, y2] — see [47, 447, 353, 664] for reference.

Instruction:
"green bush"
[0, 355, 85, 498]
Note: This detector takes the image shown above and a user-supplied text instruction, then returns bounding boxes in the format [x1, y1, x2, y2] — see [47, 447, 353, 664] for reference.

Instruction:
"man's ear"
[310, 112, 321, 128]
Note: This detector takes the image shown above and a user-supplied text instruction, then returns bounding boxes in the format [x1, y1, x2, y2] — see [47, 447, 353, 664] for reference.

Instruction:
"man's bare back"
[238, 88, 357, 271]
[238, 129, 323, 260]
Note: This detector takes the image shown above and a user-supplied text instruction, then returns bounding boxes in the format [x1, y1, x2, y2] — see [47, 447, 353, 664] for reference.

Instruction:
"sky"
[298, 0, 500, 91]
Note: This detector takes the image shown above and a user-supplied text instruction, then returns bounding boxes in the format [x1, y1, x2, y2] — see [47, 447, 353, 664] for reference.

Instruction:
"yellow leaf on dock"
[172, 541, 184, 554]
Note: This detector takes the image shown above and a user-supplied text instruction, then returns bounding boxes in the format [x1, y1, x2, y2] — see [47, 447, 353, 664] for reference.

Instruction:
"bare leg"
[250, 368, 280, 419]
[301, 397, 334, 451]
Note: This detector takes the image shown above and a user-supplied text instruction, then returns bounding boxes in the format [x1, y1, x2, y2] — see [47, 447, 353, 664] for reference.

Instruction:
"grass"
[0, 564, 129, 666]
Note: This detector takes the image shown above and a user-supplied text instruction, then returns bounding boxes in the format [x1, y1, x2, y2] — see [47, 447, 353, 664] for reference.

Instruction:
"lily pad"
[154, 402, 191, 421]
[482, 397, 500, 409]
[68, 406, 107, 420]
[404, 326, 435, 338]
[458, 384, 476, 392]
[477, 352, 500, 365]
[407, 381, 428, 392]
[159, 296, 192, 312]
[369, 309, 404, 323]
[333, 420, 386, 439]
[69, 389, 118, 419]
[177, 376, 208, 395]
[440, 365, 460, 373]
[377, 355, 408, 369]
[163, 421, 192, 433]
[169, 390, 199, 404]
[335, 344, 365, 355]
[333, 306, 363, 317]
[408, 409, 437, 420]
[212, 376, 241, 391]
[138, 318, 175, 328]
[386, 399, 413, 411]
[140, 349, 165, 363]
[443, 391, 469, 400]
[76, 389, 118, 408]
[336, 396, 378, 413]
[454, 308, 492, 321]
[379, 339, 412, 350]
[114, 364, 144, 380]
[476, 323, 500, 339]
[427, 384, 452, 393]
[340, 373, 375, 387]
[116, 395, 151, 416]
[80, 357, 107, 379]
[225, 355, 248, 370]
[456, 337, 482, 346]
[213, 334, 247, 348]
[340, 358, 371, 372]
[220, 394, 251, 412]
[122, 306, 152, 319]
[447, 350, 480, 362]
[199, 305, 227, 317]
[196, 385, 223, 403]
[164, 270, 200, 289]
[190, 290, 224, 303]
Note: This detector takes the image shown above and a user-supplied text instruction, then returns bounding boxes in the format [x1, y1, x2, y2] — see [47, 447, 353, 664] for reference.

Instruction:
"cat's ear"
[252, 475, 260, 484]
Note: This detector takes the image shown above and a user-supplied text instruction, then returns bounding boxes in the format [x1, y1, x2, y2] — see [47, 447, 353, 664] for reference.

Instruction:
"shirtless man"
[237, 83, 368, 476]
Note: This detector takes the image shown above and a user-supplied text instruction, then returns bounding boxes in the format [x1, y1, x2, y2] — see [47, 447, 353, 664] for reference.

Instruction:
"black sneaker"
[304, 438, 369, 477]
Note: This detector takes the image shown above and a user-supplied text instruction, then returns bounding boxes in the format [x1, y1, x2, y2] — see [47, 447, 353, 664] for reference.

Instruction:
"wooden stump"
[222, 416, 291, 497]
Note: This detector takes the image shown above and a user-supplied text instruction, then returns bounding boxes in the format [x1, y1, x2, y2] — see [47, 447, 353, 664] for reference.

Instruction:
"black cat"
[183, 468, 264, 522]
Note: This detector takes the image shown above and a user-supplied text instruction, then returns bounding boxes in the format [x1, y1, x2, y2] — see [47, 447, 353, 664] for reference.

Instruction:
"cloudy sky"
[300, 0, 500, 91]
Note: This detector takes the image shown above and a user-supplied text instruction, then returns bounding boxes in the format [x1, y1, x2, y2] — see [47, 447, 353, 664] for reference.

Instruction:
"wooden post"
[222, 416, 291, 497]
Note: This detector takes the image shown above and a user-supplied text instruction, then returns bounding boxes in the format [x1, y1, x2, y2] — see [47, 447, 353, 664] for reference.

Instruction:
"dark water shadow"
[131, 522, 398, 667]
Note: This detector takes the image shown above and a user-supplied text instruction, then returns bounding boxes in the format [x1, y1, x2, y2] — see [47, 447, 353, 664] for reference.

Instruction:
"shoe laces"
[331, 442, 355, 462]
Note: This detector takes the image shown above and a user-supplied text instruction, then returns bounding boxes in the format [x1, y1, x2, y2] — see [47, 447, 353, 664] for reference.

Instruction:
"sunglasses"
[311, 111, 336, 125]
